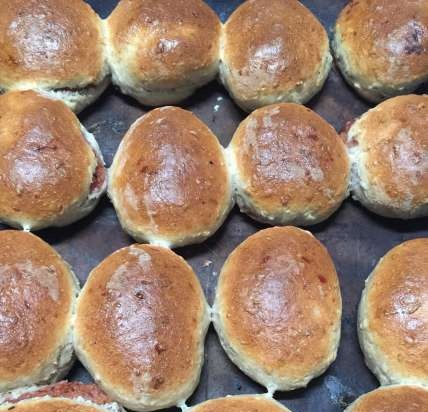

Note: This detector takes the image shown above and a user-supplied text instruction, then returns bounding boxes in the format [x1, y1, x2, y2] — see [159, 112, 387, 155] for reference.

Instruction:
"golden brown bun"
[0, 382, 125, 412]
[0, 230, 79, 392]
[109, 106, 233, 248]
[345, 385, 428, 411]
[358, 238, 428, 386]
[228, 103, 350, 225]
[220, 0, 332, 112]
[106, 0, 221, 105]
[74, 244, 210, 411]
[213, 226, 342, 392]
[0, 90, 107, 231]
[190, 395, 292, 412]
[346, 94, 428, 219]
[333, 0, 428, 102]
[0, 0, 109, 112]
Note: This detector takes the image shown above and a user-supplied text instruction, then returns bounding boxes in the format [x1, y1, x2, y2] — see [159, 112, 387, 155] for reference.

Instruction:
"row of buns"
[0, 228, 426, 410]
[0, 89, 426, 246]
[0, 0, 426, 113]
[2, 382, 427, 412]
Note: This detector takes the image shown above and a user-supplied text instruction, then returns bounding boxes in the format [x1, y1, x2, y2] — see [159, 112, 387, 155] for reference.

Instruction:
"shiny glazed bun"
[359, 238, 428, 386]
[0, 0, 109, 112]
[333, 0, 428, 102]
[346, 94, 428, 219]
[109, 106, 233, 248]
[74, 244, 210, 411]
[214, 226, 342, 392]
[0, 90, 107, 231]
[220, 0, 332, 112]
[228, 103, 350, 226]
[106, 0, 221, 106]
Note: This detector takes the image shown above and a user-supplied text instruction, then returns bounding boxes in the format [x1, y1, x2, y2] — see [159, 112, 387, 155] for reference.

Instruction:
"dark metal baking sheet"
[2, 1, 427, 411]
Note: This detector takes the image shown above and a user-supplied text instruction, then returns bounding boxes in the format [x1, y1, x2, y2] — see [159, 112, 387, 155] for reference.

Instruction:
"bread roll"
[0, 90, 107, 231]
[74, 244, 210, 412]
[333, 0, 428, 102]
[358, 238, 428, 386]
[344, 385, 428, 411]
[228, 103, 350, 225]
[346, 94, 428, 219]
[106, 0, 221, 106]
[0, 231, 79, 392]
[0, 0, 109, 112]
[109, 106, 233, 248]
[220, 0, 332, 112]
[213, 226, 342, 392]
[190, 395, 293, 412]
[0, 381, 125, 412]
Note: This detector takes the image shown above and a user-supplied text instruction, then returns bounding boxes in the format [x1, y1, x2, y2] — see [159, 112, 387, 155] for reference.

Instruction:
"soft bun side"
[106, 0, 221, 106]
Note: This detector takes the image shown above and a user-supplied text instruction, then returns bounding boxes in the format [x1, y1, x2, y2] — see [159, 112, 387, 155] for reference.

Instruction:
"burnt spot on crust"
[4, 381, 112, 405]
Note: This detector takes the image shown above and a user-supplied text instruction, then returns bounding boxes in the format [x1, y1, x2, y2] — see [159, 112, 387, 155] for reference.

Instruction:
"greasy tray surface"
[0, 1, 427, 411]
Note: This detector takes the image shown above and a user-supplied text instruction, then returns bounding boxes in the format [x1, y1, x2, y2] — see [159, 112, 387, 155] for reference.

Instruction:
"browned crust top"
[0, 0, 105, 88]
[217, 226, 341, 379]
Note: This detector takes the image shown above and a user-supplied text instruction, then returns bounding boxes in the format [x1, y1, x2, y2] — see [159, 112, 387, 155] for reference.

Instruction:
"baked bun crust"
[358, 238, 428, 386]
[190, 395, 292, 412]
[74, 244, 210, 412]
[0, 90, 107, 231]
[333, 0, 428, 103]
[0, 231, 79, 392]
[228, 103, 350, 225]
[109, 106, 232, 248]
[0, 382, 125, 412]
[220, 0, 332, 112]
[213, 226, 342, 392]
[106, 0, 221, 106]
[346, 94, 428, 219]
[0, 0, 109, 112]
[344, 385, 428, 412]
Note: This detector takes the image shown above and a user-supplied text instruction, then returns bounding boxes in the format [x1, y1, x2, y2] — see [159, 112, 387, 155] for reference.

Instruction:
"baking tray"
[1, 1, 427, 411]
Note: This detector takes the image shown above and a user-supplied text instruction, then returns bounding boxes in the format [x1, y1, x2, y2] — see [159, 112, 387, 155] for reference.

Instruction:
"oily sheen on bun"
[0, 0, 109, 112]
[74, 244, 210, 411]
[0, 230, 79, 392]
[0, 90, 106, 231]
[106, 0, 221, 106]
